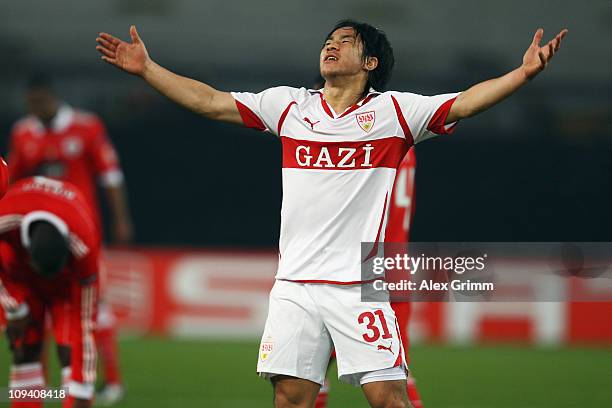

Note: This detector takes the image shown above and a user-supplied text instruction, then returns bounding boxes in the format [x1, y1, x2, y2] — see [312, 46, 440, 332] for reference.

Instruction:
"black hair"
[26, 72, 54, 91]
[325, 19, 395, 92]
[28, 221, 69, 277]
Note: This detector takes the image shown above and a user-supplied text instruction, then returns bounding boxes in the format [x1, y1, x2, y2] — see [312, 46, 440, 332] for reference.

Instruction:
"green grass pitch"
[1, 337, 611, 407]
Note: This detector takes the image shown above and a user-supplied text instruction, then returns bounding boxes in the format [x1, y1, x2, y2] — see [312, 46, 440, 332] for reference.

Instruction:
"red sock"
[407, 375, 423, 408]
[62, 395, 75, 408]
[11, 401, 43, 408]
[10, 363, 45, 408]
[95, 326, 122, 385]
[314, 379, 329, 408]
[62, 395, 91, 408]
[96, 302, 122, 385]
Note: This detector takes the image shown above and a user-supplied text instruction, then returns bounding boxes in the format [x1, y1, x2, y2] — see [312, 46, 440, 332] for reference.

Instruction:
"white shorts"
[257, 280, 408, 387]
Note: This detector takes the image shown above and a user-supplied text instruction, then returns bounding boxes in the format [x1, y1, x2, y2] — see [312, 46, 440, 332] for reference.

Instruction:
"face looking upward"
[320, 27, 378, 85]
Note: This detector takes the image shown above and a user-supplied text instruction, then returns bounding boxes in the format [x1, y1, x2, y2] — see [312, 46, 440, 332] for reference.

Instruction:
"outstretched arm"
[96, 26, 242, 124]
[447, 28, 568, 123]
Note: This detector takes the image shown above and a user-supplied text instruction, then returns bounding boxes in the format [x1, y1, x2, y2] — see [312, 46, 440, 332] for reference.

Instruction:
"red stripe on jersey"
[393, 317, 405, 367]
[391, 96, 415, 146]
[376, 192, 389, 242]
[317, 93, 335, 118]
[427, 97, 458, 135]
[281, 278, 382, 285]
[281, 137, 406, 170]
[277, 101, 297, 135]
[337, 94, 377, 118]
[314, 91, 377, 119]
[364, 192, 389, 261]
[235, 100, 266, 131]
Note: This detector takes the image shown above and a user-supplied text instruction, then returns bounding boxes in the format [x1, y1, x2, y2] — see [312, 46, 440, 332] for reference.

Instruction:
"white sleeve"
[391, 91, 461, 144]
[231, 86, 301, 136]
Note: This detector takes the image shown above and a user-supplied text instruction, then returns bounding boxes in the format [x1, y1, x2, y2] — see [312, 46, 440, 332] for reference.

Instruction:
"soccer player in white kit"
[96, 20, 567, 408]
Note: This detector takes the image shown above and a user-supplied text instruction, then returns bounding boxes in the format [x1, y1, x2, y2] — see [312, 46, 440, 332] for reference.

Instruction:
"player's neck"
[38, 104, 60, 129]
[322, 79, 368, 115]
[41, 116, 55, 129]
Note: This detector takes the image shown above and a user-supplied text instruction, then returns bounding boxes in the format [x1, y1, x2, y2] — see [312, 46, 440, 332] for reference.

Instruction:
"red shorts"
[4, 282, 98, 396]
[16, 294, 75, 347]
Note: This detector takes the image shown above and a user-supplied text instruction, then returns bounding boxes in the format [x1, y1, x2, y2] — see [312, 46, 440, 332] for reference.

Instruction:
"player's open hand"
[521, 28, 568, 80]
[96, 25, 150, 76]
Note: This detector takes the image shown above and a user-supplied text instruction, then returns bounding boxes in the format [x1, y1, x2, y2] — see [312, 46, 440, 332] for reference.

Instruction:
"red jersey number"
[358, 310, 393, 343]
[394, 166, 415, 234]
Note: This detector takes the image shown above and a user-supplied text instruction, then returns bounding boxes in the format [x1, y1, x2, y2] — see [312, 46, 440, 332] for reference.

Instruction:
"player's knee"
[365, 380, 412, 408]
[388, 399, 412, 408]
[273, 385, 304, 407]
[272, 376, 317, 408]
[390, 402, 412, 408]
[273, 391, 301, 408]
[56, 345, 71, 367]
[13, 344, 43, 364]
[370, 397, 412, 408]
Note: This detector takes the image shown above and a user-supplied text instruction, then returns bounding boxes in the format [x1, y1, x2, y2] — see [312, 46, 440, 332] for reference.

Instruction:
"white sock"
[61, 366, 72, 387]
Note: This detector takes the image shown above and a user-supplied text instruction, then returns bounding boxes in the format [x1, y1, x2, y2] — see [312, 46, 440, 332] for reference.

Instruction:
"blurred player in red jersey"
[315, 149, 422, 408]
[0, 157, 8, 199]
[385, 149, 423, 408]
[7, 74, 130, 404]
[0, 177, 100, 408]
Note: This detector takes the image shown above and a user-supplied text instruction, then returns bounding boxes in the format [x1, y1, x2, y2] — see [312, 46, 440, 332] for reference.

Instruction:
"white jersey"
[232, 87, 459, 283]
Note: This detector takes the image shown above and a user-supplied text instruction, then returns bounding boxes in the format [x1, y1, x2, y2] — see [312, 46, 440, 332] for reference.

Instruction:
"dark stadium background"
[1, 1, 611, 407]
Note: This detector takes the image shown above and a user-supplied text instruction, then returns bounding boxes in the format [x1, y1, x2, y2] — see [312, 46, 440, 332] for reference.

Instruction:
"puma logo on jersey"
[377, 343, 394, 355]
[303, 117, 320, 130]
[295, 144, 374, 168]
[356, 111, 375, 132]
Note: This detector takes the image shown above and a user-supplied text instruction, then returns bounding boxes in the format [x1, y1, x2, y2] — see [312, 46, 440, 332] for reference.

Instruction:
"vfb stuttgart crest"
[356, 111, 375, 132]
[259, 339, 274, 362]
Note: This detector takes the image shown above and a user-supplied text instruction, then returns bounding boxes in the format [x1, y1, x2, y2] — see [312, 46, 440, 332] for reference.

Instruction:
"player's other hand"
[96, 25, 150, 76]
[521, 28, 568, 80]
